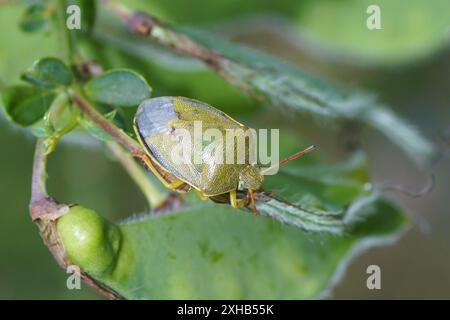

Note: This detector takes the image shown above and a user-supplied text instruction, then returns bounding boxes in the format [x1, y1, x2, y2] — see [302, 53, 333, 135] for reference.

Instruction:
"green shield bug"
[134, 96, 314, 212]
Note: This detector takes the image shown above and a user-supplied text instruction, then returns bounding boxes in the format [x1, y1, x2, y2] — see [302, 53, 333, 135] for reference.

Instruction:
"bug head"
[238, 165, 264, 191]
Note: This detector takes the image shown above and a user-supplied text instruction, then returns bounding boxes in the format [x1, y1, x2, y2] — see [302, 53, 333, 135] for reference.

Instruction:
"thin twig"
[100, 0, 225, 71]
[30, 138, 48, 203]
[29, 140, 68, 222]
[57, 0, 78, 65]
[107, 141, 166, 208]
[71, 93, 144, 157]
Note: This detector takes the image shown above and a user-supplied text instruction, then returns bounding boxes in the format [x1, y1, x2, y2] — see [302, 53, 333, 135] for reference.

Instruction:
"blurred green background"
[0, 0, 449, 299]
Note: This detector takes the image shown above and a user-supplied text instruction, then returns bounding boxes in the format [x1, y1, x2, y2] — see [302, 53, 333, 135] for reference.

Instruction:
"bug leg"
[196, 190, 209, 201]
[229, 190, 247, 208]
[166, 179, 186, 189]
[248, 189, 258, 215]
[139, 154, 185, 190]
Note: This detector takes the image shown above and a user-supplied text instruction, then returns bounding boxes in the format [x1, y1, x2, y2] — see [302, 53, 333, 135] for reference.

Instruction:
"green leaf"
[57, 201, 406, 299]
[19, 3, 50, 33]
[31, 122, 49, 138]
[1, 86, 56, 126]
[56, 153, 408, 299]
[78, 110, 116, 141]
[22, 57, 72, 89]
[84, 69, 152, 107]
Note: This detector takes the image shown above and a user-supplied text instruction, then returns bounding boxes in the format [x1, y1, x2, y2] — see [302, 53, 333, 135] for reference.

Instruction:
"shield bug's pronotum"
[134, 96, 314, 212]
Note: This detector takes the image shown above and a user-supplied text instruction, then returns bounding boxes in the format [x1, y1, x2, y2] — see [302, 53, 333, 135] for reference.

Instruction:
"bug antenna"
[261, 145, 316, 175]
[379, 174, 435, 198]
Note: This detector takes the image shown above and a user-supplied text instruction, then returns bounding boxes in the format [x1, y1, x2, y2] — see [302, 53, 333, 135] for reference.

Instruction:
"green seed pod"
[57, 205, 122, 277]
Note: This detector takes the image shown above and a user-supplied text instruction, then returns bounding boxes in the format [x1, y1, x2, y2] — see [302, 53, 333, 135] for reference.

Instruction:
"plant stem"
[70, 89, 170, 204]
[107, 141, 166, 208]
[71, 91, 144, 157]
[99, 0, 236, 89]
[29, 139, 68, 222]
[99, 0, 220, 65]
[30, 138, 48, 203]
[56, 0, 77, 65]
